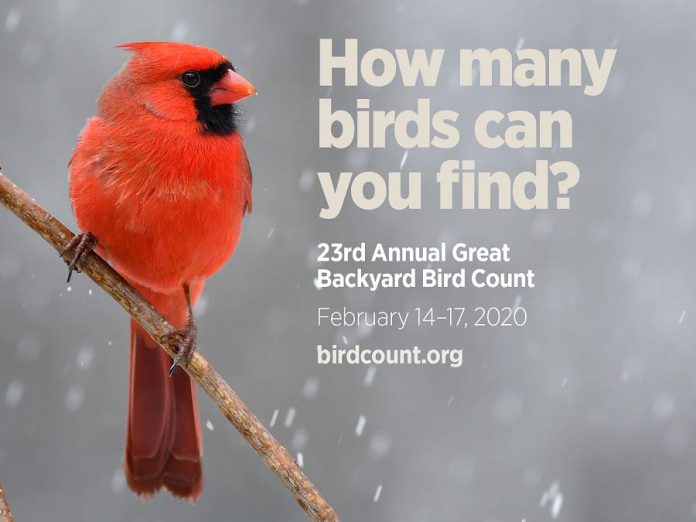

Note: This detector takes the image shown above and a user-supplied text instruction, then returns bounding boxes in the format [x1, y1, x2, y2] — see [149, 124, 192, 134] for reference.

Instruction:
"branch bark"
[0, 482, 13, 522]
[0, 171, 339, 522]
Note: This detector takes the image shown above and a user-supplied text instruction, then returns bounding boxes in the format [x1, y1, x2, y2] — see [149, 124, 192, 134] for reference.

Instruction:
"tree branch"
[0, 171, 339, 522]
[0, 482, 13, 522]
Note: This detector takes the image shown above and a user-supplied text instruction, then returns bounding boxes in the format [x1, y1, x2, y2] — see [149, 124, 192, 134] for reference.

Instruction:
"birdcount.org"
[317, 344, 464, 368]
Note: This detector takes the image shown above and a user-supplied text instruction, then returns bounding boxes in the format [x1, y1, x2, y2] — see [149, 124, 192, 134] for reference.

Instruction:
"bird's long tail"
[125, 319, 203, 500]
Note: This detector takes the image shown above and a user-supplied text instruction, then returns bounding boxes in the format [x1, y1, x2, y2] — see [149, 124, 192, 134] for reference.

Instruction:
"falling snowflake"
[110, 468, 126, 492]
[5, 380, 23, 408]
[65, 385, 85, 411]
[284, 407, 297, 428]
[540, 482, 563, 519]
[355, 415, 366, 436]
[364, 366, 377, 387]
[373, 484, 383, 502]
[171, 21, 189, 42]
[303, 377, 319, 398]
[299, 168, 315, 192]
[399, 150, 409, 169]
[368, 432, 391, 459]
[77, 344, 94, 369]
[515, 37, 525, 51]
[5, 8, 21, 32]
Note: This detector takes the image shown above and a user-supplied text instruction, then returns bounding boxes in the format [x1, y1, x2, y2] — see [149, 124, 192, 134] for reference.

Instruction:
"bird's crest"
[117, 41, 230, 72]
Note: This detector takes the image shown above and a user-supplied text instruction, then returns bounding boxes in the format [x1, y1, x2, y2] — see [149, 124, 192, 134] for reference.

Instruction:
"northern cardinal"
[62, 42, 255, 500]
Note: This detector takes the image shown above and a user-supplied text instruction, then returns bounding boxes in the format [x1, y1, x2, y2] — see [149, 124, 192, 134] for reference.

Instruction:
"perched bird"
[62, 42, 255, 500]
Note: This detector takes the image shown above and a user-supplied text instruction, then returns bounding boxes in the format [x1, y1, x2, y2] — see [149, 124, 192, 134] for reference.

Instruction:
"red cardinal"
[62, 42, 255, 500]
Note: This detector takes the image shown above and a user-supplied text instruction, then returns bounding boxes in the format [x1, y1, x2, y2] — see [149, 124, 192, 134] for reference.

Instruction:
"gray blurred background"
[1, 0, 695, 521]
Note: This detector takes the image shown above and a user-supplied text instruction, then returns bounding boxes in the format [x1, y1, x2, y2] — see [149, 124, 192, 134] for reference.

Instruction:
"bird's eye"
[181, 71, 201, 88]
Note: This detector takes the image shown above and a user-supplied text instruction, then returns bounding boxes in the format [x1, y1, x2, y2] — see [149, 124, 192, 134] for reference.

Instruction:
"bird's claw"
[162, 321, 198, 376]
[59, 232, 97, 283]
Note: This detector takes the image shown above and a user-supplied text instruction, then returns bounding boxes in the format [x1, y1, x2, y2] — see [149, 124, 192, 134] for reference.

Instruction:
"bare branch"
[0, 482, 13, 522]
[0, 171, 339, 522]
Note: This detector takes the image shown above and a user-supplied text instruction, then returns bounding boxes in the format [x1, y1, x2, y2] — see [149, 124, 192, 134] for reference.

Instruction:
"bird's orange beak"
[209, 69, 256, 105]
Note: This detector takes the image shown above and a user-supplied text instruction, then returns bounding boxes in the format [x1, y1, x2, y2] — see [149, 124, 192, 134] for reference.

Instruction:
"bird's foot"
[162, 319, 198, 376]
[59, 232, 98, 283]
